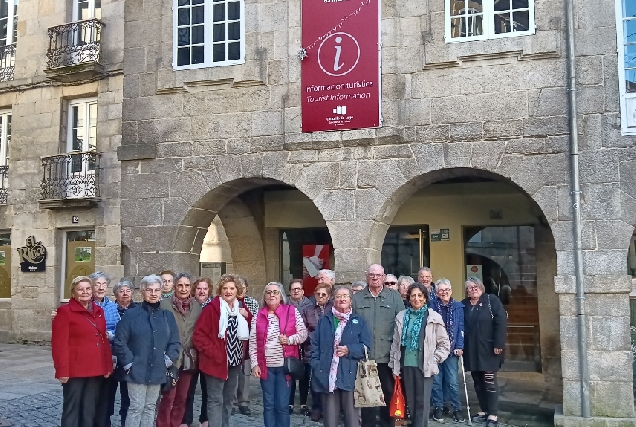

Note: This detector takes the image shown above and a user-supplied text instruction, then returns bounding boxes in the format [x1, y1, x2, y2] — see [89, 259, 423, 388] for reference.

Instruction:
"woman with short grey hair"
[397, 275, 415, 307]
[259, 281, 288, 308]
[113, 275, 181, 427]
[351, 281, 366, 294]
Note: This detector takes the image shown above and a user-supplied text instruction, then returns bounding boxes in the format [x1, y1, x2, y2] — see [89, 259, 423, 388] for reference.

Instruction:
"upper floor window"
[173, 0, 245, 70]
[68, 98, 97, 154]
[446, 0, 535, 42]
[0, 110, 11, 166]
[74, 0, 101, 21]
[616, 0, 636, 135]
[0, 0, 18, 47]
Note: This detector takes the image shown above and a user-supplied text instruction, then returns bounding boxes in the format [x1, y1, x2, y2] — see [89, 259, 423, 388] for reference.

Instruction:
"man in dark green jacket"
[352, 264, 403, 427]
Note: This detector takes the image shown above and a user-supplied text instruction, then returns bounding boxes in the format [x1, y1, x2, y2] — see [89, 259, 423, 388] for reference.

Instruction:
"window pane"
[625, 20, 636, 44]
[512, 10, 529, 31]
[463, 14, 483, 36]
[213, 23, 225, 42]
[178, 27, 190, 46]
[193, 0, 204, 4]
[228, 41, 240, 60]
[450, 16, 463, 38]
[192, 5, 204, 24]
[213, 43, 225, 62]
[494, 12, 512, 34]
[6, 114, 10, 162]
[512, 0, 529, 9]
[192, 25, 204, 44]
[449, 0, 466, 17]
[177, 47, 190, 66]
[88, 103, 97, 152]
[626, 44, 636, 68]
[228, 1, 240, 20]
[494, 0, 510, 12]
[228, 22, 240, 40]
[192, 45, 204, 64]
[178, 0, 190, 5]
[213, 3, 225, 21]
[178, 8, 190, 25]
[624, 1, 636, 18]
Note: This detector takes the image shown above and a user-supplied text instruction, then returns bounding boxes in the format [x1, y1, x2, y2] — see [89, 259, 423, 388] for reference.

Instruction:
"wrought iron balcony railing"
[46, 19, 103, 69]
[40, 152, 100, 201]
[0, 165, 8, 205]
[0, 44, 15, 82]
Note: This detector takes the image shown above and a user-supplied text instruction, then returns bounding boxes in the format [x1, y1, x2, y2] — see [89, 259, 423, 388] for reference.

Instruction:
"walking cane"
[459, 355, 472, 425]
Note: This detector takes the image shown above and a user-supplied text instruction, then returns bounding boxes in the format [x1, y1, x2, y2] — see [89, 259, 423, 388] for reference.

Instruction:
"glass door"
[464, 225, 541, 372]
[66, 99, 97, 198]
[381, 226, 430, 279]
[63, 230, 95, 300]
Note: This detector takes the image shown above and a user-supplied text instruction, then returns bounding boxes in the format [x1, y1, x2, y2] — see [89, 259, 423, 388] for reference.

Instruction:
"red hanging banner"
[302, 244, 331, 296]
[301, 0, 381, 132]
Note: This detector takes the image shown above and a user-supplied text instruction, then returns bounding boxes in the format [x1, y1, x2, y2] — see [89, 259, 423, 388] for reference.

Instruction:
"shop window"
[281, 228, 332, 296]
[173, 0, 245, 69]
[446, 0, 535, 42]
[464, 225, 541, 372]
[381, 226, 430, 278]
[0, 232, 11, 298]
[616, 0, 636, 134]
[62, 229, 95, 300]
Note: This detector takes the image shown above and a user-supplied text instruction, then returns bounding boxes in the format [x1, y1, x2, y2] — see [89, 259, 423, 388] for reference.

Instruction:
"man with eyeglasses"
[417, 267, 438, 305]
[288, 279, 312, 312]
[352, 264, 403, 427]
[301, 283, 333, 421]
[431, 279, 465, 423]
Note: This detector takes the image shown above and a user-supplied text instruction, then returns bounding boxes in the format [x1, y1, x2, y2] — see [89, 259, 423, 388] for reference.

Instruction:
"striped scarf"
[401, 305, 427, 350]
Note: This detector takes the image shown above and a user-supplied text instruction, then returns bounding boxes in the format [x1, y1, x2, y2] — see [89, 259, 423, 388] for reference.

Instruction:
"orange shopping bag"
[390, 378, 406, 419]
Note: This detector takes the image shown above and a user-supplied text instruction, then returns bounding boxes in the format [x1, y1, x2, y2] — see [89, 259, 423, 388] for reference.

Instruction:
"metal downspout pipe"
[565, 0, 591, 418]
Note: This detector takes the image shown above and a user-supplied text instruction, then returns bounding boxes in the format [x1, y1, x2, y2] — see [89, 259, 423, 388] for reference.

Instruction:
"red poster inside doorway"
[302, 244, 331, 296]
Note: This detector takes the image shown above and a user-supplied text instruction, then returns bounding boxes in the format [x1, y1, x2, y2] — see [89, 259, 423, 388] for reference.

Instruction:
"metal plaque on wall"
[16, 236, 47, 272]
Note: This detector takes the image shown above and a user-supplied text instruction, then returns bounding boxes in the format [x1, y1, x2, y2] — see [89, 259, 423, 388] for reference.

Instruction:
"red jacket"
[193, 297, 253, 380]
[51, 298, 113, 379]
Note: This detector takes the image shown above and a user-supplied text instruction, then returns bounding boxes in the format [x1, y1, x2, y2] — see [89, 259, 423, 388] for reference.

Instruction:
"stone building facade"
[0, 0, 633, 425]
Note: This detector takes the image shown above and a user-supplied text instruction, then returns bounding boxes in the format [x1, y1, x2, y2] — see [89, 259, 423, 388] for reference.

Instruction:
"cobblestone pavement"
[0, 343, 544, 427]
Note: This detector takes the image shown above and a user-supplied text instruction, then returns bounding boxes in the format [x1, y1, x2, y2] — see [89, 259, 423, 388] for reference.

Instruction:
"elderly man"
[288, 279, 312, 312]
[160, 270, 175, 299]
[431, 279, 465, 423]
[418, 267, 437, 305]
[352, 264, 403, 427]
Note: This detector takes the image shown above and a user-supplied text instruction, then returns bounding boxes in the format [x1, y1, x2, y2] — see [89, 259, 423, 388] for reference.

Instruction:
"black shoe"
[239, 405, 251, 415]
[472, 413, 488, 423]
[433, 407, 444, 422]
[453, 410, 465, 423]
[300, 405, 310, 416]
[310, 409, 322, 422]
[443, 407, 450, 415]
[289, 405, 294, 414]
[486, 419, 498, 427]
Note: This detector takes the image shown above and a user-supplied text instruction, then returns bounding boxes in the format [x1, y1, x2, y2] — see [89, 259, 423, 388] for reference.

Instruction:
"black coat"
[461, 293, 507, 372]
[113, 302, 181, 385]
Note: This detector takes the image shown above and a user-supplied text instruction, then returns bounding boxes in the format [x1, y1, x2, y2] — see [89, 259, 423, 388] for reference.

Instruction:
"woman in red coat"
[52, 276, 113, 427]
[193, 274, 252, 427]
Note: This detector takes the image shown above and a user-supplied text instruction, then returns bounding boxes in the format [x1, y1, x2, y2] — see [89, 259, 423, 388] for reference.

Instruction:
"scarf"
[435, 298, 456, 349]
[328, 307, 351, 393]
[201, 297, 212, 308]
[162, 290, 174, 300]
[173, 295, 193, 317]
[401, 305, 427, 351]
[219, 298, 250, 340]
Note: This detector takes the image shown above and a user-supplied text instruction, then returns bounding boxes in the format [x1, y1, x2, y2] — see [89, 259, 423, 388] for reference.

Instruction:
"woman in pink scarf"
[310, 286, 372, 427]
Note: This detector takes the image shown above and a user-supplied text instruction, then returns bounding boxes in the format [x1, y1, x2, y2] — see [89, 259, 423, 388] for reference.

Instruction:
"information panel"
[301, 0, 380, 132]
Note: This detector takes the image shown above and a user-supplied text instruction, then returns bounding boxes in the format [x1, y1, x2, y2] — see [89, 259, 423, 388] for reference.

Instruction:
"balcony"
[39, 152, 101, 209]
[0, 166, 7, 205]
[0, 44, 15, 83]
[44, 19, 104, 82]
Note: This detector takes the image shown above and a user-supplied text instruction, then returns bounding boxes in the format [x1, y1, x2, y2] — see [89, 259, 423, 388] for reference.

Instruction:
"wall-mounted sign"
[16, 236, 47, 272]
[301, 0, 380, 132]
[430, 228, 450, 242]
[72, 215, 79, 224]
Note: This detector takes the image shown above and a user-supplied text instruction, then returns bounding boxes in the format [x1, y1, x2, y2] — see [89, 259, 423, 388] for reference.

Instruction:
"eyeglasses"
[265, 290, 281, 295]
[334, 294, 351, 300]
[367, 273, 384, 278]
[437, 289, 451, 293]
[467, 286, 480, 291]
[316, 292, 329, 297]
[291, 288, 303, 292]
[384, 282, 396, 286]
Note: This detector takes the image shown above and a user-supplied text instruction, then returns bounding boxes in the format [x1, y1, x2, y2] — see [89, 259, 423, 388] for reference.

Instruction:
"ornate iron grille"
[0, 44, 15, 82]
[46, 19, 103, 69]
[0, 166, 8, 205]
[40, 152, 100, 200]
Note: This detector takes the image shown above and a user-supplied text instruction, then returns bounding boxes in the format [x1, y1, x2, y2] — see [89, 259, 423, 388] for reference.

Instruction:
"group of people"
[51, 264, 507, 427]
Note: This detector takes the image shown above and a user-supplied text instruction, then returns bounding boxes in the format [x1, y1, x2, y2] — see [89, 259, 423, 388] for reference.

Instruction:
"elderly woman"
[462, 277, 507, 427]
[249, 282, 308, 427]
[351, 280, 366, 294]
[235, 277, 260, 416]
[431, 279, 465, 423]
[389, 283, 450, 427]
[182, 277, 213, 427]
[311, 286, 371, 427]
[160, 270, 176, 299]
[157, 272, 202, 427]
[397, 275, 415, 308]
[385, 274, 399, 291]
[108, 280, 139, 427]
[113, 275, 181, 427]
[193, 274, 252, 427]
[52, 276, 113, 427]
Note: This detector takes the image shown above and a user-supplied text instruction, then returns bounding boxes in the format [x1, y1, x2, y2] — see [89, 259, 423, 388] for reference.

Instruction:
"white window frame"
[73, 0, 101, 21]
[0, 0, 18, 46]
[445, 0, 535, 43]
[616, 0, 636, 135]
[172, 0, 246, 70]
[67, 98, 97, 154]
[0, 110, 11, 166]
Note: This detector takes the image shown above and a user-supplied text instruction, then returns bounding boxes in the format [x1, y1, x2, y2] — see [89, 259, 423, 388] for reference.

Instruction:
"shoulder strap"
[487, 294, 493, 319]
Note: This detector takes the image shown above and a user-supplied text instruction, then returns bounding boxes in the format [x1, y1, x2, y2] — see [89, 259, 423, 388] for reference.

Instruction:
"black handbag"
[282, 306, 305, 380]
[162, 365, 180, 392]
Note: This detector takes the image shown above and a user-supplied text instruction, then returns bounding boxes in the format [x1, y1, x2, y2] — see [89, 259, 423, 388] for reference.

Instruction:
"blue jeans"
[431, 355, 462, 411]
[261, 366, 291, 427]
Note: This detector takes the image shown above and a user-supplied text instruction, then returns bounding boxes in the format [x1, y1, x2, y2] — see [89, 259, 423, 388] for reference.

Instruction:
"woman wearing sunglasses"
[249, 282, 308, 427]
